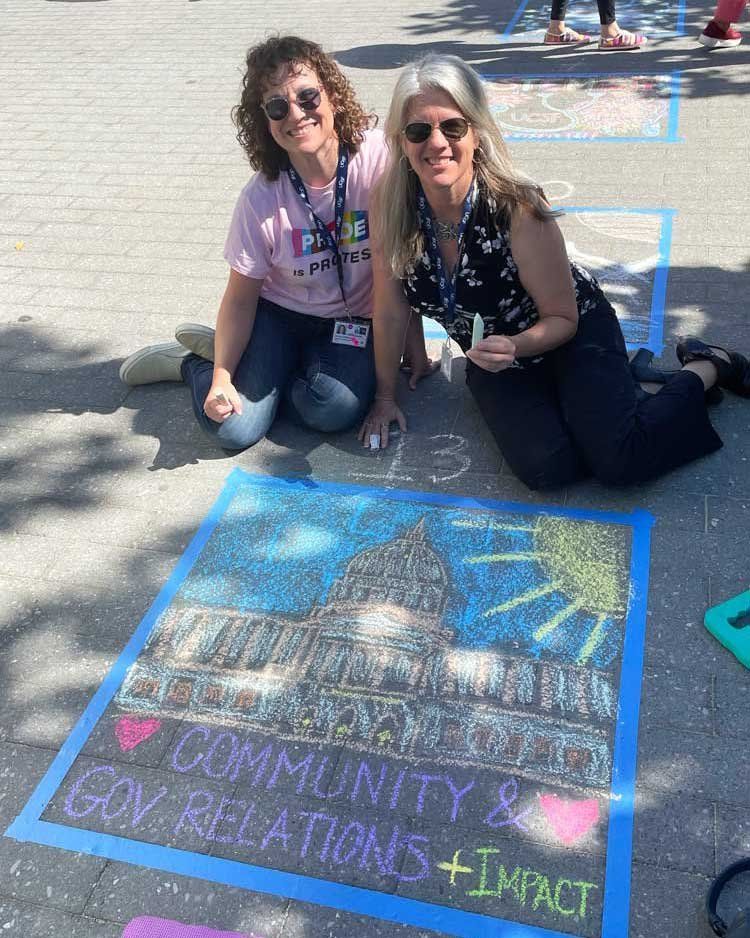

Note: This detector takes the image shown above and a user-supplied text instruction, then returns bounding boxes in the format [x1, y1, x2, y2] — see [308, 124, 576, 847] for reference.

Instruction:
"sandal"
[544, 27, 592, 44]
[598, 29, 648, 49]
[630, 347, 723, 404]
[676, 337, 750, 397]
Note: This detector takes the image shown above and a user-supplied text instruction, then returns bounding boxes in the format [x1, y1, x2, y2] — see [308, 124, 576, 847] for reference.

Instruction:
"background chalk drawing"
[558, 208, 672, 353]
[501, 0, 686, 40]
[424, 207, 672, 353]
[8, 472, 652, 938]
[483, 75, 679, 143]
[123, 918, 262, 938]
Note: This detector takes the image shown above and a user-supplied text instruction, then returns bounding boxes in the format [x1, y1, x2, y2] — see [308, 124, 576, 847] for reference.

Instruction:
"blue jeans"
[181, 298, 376, 451]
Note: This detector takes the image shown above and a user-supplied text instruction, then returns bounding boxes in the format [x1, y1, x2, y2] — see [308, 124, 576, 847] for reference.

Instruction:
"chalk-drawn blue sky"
[178, 483, 631, 670]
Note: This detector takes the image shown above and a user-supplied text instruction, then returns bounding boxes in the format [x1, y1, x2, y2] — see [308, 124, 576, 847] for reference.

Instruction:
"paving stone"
[715, 804, 750, 871]
[280, 902, 448, 937]
[628, 863, 712, 938]
[84, 862, 288, 937]
[632, 788, 715, 875]
[0, 899, 122, 937]
[639, 665, 713, 736]
[637, 727, 748, 806]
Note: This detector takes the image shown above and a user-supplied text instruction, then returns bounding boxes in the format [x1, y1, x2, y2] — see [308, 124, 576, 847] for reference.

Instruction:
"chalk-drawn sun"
[458, 515, 629, 664]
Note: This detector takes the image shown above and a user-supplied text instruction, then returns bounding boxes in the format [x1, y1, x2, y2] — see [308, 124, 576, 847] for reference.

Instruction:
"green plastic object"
[704, 589, 750, 669]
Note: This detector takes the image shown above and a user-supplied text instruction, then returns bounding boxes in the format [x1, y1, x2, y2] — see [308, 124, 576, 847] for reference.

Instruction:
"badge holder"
[440, 338, 466, 383]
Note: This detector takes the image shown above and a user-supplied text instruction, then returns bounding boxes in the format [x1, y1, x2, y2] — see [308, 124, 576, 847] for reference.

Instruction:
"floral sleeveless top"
[402, 191, 604, 366]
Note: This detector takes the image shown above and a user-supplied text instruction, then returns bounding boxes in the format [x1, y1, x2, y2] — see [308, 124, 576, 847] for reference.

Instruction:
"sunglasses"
[402, 117, 471, 144]
[261, 87, 322, 122]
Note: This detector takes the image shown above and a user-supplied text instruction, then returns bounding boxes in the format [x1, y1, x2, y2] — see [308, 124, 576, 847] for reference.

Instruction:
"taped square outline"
[6, 470, 653, 938]
[481, 72, 683, 144]
[424, 205, 674, 356]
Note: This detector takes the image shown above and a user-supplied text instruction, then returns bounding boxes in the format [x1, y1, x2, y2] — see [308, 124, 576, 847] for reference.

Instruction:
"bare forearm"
[213, 297, 256, 381]
[373, 306, 411, 400]
[510, 315, 577, 358]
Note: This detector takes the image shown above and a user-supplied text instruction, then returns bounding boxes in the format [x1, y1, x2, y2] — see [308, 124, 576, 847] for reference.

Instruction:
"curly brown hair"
[232, 36, 374, 180]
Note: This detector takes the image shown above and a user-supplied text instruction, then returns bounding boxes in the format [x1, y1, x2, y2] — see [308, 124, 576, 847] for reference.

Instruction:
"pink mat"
[123, 917, 262, 938]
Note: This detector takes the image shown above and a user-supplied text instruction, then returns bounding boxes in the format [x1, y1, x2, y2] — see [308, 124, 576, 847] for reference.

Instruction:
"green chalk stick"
[472, 313, 484, 347]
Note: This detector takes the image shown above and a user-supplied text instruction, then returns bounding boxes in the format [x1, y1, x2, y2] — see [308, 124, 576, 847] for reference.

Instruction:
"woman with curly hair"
[119, 36, 433, 449]
[360, 54, 750, 489]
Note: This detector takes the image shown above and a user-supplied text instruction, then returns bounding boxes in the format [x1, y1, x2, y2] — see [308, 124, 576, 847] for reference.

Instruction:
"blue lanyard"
[416, 178, 475, 324]
[287, 144, 350, 315]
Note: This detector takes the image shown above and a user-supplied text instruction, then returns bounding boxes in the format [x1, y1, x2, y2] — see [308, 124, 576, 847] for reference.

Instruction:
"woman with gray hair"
[359, 54, 750, 489]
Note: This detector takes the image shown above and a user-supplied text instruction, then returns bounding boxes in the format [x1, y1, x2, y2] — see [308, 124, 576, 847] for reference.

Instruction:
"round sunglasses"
[262, 87, 322, 122]
[402, 117, 471, 144]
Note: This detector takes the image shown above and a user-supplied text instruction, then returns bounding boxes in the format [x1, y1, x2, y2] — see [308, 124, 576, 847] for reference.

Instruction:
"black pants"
[466, 299, 723, 490]
[550, 0, 616, 25]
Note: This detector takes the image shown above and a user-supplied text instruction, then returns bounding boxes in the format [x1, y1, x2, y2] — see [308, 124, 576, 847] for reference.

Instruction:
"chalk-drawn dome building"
[118, 518, 616, 790]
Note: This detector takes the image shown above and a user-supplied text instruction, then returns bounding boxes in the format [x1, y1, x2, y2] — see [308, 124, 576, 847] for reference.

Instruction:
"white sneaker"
[119, 341, 190, 386]
[175, 322, 215, 361]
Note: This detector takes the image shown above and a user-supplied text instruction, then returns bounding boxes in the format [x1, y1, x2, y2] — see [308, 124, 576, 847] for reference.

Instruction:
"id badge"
[440, 338, 466, 383]
[332, 320, 370, 348]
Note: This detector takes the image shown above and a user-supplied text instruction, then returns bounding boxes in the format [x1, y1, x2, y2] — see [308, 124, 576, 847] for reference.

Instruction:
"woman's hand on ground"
[466, 335, 517, 372]
[358, 398, 406, 449]
[203, 380, 243, 422]
[400, 354, 440, 390]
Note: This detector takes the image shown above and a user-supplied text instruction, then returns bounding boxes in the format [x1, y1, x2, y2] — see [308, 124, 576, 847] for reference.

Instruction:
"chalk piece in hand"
[369, 434, 381, 450]
[214, 391, 229, 406]
[472, 313, 484, 348]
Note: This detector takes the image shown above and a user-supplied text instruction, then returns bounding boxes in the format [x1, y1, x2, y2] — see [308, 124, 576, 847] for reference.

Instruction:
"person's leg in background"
[596, 0, 648, 48]
[545, 0, 594, 43]
[699, 0, 745, 46]
[285, 316, 376, 433]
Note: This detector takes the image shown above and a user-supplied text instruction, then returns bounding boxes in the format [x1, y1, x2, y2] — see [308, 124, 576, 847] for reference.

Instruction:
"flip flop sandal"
[543, 28, 592, 43]
[598, 30, 648, 49]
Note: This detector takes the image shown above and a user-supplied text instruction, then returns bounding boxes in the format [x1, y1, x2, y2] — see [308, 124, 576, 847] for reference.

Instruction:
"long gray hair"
[374, 54, 559, 277]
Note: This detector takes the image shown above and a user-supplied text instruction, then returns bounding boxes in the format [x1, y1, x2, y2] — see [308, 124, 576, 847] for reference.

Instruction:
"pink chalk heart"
[114, 716, 162, 752]
[123, 916, 261, 937]
[539, 793, 600, 845]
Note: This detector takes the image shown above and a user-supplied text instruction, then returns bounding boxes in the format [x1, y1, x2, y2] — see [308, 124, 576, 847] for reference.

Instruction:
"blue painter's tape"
[601, 509, 653, 938]
[20, 821, 576, 938]
[666, 72, 683, 142]
[7, 471, 654, 938]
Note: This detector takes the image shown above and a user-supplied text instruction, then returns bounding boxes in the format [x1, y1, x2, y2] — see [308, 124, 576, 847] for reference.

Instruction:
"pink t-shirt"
[224, 129, 388, 319]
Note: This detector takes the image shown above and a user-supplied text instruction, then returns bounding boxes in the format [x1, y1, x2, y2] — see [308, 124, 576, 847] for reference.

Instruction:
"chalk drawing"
[115, 716, 162, 752]
[501, 0, 686, 41]
[540, 180, 575, 202]
[560, 208, 672, 352]
[538, 793, 600, 845]
[123, 918, 263, 938]
[351, 432, 472, 486]
[484, 75, 677, 143]
[9, 472, 652, 938]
